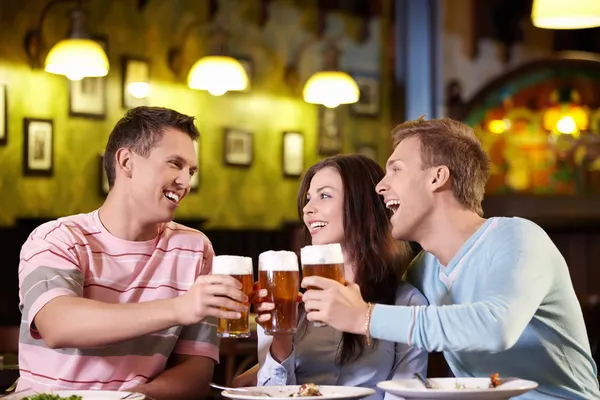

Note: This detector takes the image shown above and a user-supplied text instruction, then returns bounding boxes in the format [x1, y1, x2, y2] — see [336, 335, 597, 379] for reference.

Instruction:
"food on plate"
[489, 372, 501, 388]
[290, 383, 323, 397]
[451, 373, 501, 390]
[22, 395, 83, 400]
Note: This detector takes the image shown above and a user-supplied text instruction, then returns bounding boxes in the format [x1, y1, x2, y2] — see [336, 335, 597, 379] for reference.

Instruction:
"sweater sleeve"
[370, 220, 554, 353]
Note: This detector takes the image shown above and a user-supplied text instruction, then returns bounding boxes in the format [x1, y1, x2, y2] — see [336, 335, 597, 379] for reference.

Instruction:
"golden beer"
[258, 251, 300, 335]
[301, 263, 345, 287]
[212, 255, 254, 338]
[300, 244, 345, 327]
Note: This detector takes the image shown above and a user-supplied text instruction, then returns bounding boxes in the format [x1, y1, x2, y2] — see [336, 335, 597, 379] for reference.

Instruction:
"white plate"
[2, 390, 145, 399]
[377, 378, 538, 399]
[221, 385, 376, 400]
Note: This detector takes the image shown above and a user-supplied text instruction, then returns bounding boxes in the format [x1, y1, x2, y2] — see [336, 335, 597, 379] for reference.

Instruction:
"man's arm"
[35, 296, 179, 348]
[131, 354, 215, 400]
[370, 222, 553, 353]
[20, 230, 246, 349]
[303, 221, 555, 353]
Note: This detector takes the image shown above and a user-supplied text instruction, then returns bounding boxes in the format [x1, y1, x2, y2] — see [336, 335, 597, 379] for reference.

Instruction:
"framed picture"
[350, 74, 381, 117]
[0, 84, 6, 145]
[282, 131, 304, 178]
[233, 55, 253, 92]
[99, 153, 109, 196]
[318, 106, 342, 156]
[356, 143, 377, 161]
[190, 140, 200, 192]
[122, 56, 150, 109]
[23, 118, 53, 176]
[223, 128, 253, 167]
[69, 37, 107, 119]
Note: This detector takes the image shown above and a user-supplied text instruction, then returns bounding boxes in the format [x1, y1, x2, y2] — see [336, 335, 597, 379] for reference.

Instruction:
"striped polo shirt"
[16, 210, 219, 392]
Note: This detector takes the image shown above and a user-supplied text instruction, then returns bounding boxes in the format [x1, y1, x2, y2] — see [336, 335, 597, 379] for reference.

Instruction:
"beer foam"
[300, 243, 344, 265]
[212, 255, 253, 275]
[259, 250, 299, 272]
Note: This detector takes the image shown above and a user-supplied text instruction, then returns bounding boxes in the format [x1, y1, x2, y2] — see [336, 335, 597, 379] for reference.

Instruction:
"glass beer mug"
[300, 243, 345, 327]
[258, 250, 300, 335]
[212, 255, 254, 338]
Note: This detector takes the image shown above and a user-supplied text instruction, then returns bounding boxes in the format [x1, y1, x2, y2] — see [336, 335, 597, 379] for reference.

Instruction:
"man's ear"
[429, 165, 450, 191]
[115, 148, 134, 179]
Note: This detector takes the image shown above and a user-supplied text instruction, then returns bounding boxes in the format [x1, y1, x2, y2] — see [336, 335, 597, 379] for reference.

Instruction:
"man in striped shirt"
[17, 107, 248, 399]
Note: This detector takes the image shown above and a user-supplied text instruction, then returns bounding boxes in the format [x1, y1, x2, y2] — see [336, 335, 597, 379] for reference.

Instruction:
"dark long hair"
[296, 154, 413, 365]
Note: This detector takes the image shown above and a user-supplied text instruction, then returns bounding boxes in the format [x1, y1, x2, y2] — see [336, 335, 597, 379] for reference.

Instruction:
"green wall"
[0, 0, 392, 228]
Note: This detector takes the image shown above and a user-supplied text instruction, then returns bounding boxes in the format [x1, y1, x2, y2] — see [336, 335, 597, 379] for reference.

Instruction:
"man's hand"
[175, 274, 248, 326]
[301, 276, 369, 335]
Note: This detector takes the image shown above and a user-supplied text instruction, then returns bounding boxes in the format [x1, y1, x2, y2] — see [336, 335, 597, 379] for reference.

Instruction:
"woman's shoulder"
[394, 282, 429, 307]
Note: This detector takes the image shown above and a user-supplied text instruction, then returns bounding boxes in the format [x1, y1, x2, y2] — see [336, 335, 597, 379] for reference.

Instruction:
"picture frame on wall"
[223, 128, 253, 167]
[122, 56, 150, 109]
[282, 131, 304, 178]
[318, 105, 342, 156]
[190, 140, 200, 192]
[233, 55, 253, 92]
[23, 118, 53, 176]
[69, 36, 108, 119]
[0, 84, 6, 145]
[350, 74, 381, 117]
[356, 143, 377, 161]
[99, 153, 109, 196]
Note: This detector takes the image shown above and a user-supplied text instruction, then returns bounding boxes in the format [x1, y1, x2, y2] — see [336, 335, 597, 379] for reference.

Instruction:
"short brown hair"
[103, 106, 200, 188]
[391, 116, 490, 216]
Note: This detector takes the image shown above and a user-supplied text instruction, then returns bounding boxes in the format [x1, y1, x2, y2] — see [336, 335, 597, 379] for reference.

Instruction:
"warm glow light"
[187, 56, 248, 95]
[556, 116, 578, 134]
[531, 0, 600, 29]
[302, 71, 359, 108]
[127, 82, 150, 99]
[44, 38, 109, 80]
[488, 119, 510, 134]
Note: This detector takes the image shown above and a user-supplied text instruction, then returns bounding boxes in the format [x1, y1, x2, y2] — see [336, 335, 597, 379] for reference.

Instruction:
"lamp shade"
[187, 55, 248, 96]
[303, 71, 359, 108]
[531, 0, 600, 29]
[44, 38, 109, 81]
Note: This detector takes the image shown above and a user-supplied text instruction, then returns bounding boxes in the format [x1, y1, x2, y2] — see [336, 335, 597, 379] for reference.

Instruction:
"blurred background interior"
[1, 0, 600, 396]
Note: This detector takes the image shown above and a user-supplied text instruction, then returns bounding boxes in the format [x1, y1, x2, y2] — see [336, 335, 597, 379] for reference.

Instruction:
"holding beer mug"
[258, 250, 300, 335]
[213, 255, 254, 338]
[300, 243, 344, 327]
[234, 155, 427, 393]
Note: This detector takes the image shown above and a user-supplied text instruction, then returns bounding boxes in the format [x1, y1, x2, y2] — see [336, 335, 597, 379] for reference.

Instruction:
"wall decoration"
[0, 84, 6, 145]
[122, 57, 150, 109]
[190, 140, 200, 192]
[282, 131, 304, 178]
[69, 37, 107, 119]
[318, 106, 342, 156]
[99, 153, 109, 196]
[23, 118, 53, 176]
[223, 128, 253, 167]
[350, 74, 381, 117]
[356, 143, 377, 161]
[234, 55, 253, 92]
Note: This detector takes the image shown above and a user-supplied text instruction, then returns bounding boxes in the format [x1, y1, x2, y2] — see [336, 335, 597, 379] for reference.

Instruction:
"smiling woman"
[246, 154, 429, 400]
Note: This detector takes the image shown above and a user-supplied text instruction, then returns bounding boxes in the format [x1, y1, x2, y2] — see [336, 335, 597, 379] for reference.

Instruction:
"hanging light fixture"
[168, 22, 248, 96]
[300, 40, 359, 108]
[531, 0, 600, 30]
[25, 2, 109, 81]
[303, 71, 359, 108]
[187, 55, 248, 96]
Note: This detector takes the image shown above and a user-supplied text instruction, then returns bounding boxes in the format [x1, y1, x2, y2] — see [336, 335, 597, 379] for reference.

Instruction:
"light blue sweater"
[370, 217, 600, 399]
